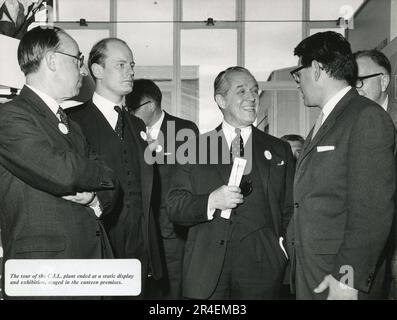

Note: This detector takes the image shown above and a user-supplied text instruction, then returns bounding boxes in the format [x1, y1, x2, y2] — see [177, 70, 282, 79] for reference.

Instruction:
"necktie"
[114, 106, 124, 140]
[57, 106, 69, 133]
[311, 111, 324, 140]
[230, 128, 244, 162]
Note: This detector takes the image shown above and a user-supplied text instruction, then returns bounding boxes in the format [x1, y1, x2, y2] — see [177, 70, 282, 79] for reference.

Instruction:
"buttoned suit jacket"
[286, 88, 396, 299]
[167, 125, 294, 299]
[0, 86, 117, 286]
[68, 100, 163, 279]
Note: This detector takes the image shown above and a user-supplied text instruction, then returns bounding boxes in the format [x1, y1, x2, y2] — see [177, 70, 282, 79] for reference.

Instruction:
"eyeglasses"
[355, 73, 384, 88]
[290, 65, 306, 84]
[137, 100, 151, 108]
[54, 51, 84, 68]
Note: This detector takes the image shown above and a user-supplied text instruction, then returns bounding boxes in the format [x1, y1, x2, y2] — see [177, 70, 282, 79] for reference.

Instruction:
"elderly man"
[354, 49, 397, 300]
[167, 66, 295, 300]
[354, 49, 397, 127]
[0, 26, 117, 298]
[287, 31, 395, 300]
[67, 38, 163, 298]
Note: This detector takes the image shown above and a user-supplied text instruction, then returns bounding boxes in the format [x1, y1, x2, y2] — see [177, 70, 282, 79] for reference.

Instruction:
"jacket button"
[219, 240, 225, 245]
[294, 203, 299, 208]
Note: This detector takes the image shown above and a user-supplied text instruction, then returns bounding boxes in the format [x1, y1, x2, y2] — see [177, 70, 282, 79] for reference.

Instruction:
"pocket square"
[276, 160, 285, 166]
[317, 146, 335, 152]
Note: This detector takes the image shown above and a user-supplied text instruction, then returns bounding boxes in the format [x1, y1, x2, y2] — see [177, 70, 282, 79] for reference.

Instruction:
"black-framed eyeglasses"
[137, 100, 151, 108]
[355, 73, 384, 88]
[290, 65, 306, 83]
[54, 51, 84, 68]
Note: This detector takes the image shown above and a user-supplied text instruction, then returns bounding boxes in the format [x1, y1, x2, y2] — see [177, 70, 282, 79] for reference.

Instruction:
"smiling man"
[67, 38, 163, 298]
[167, 66, 295, 299]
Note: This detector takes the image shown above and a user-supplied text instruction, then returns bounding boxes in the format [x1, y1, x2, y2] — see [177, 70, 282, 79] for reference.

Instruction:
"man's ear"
[380, 74, 390, 92]
[312, 60, 322, 81]
[91, 63, 104, 80]
[44, 51, 56, 72]
[215, 94, 226, 110]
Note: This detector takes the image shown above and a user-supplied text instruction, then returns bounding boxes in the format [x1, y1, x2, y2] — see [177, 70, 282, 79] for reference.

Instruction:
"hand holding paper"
[220, 157, 247, 219]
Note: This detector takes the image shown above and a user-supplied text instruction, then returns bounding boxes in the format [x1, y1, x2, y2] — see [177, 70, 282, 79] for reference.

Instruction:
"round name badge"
[264, 150, 272, 160]
[58, 123, 69, 135]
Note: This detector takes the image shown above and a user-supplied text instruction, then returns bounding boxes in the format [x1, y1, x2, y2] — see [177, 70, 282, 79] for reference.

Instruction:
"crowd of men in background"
[0, 26, 396, 300]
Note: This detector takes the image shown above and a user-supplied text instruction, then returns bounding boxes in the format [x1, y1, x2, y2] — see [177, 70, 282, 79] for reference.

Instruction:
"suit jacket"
[167, 125, 295, 299]
[287, 88, 396, 299]
[0, 86, 117, 274]
[153, 111, 199, 239]
[68, 100, 163, 279]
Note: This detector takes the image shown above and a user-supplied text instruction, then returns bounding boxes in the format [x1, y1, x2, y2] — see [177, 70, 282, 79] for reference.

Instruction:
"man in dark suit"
[354, 49, 397, 299]
[167, 66, 295, 300]
[126, 79, 199, 299]
[0, 27, 117, 297]
[67, 38, 163, 297]
[287, 31, 396, 300]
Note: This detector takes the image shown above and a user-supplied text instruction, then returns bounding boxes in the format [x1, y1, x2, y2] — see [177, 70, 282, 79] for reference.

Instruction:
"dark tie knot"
[114, 105, 122, 113]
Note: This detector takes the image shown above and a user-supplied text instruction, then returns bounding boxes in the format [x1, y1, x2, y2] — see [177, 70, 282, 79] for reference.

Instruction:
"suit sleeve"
[0, 103, 116, 196]
[167, 162, 210, 226]
[331, 107, 396, 292]
[281, 141, 295, 238]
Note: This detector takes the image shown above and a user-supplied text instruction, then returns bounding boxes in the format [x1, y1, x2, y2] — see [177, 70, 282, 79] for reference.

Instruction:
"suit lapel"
[19, 86, 78, 147]
[297, 88, 357, 169]
[211, 125, 231, 185]
[252, 128, 270, 207]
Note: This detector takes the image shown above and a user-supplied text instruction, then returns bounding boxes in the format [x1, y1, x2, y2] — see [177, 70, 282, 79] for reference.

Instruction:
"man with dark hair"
[280, 134, 304, 161]
[126, 78, 199, 299]
[168, 66, 295, 299]
[287, 31, 395, 299]
[67, 38, 163, 297]
[0, 26, 118, 298]
[354, 49, 397, 127]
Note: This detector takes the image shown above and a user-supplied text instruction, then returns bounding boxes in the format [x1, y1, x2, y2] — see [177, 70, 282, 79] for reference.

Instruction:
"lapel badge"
[58, 123, 69, 135]
[140, 131, 147, 141]
[264, 150, 272, 160]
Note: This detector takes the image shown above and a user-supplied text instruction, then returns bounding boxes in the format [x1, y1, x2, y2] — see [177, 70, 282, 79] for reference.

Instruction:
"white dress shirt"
[321, 86, 352, 124]
[147, 110, 165, 140]
[93, 92, 122, 130]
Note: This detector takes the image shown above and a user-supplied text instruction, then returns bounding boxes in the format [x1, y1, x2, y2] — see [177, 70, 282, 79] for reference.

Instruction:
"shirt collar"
[26, 84, 60, 118]
[93, 92, 122, 130]
[381, 95, 389, 111]
[147, 110, 164, 140]
[222, 120, 252, 148]
[321, 86, 351, 124]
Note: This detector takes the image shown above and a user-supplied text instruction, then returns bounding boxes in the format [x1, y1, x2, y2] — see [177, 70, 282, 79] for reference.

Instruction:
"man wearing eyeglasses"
[68, 38, 163, 298]
[0, 27, 118, 298]
[287, 31, 395, 300]
[355, 49, 397, 300]
[354, 49, 397, 128]
[125, 79, 199, 299]
[167, 66, 295, 300]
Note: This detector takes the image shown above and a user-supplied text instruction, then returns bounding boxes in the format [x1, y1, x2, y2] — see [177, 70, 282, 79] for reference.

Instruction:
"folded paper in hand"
[220, 157, 247, 219]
